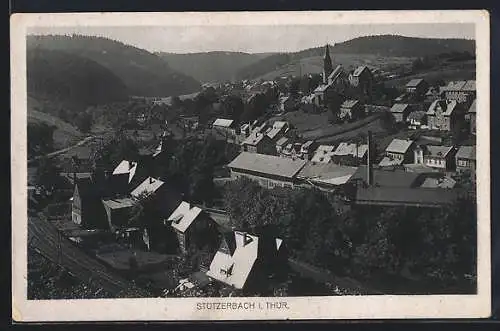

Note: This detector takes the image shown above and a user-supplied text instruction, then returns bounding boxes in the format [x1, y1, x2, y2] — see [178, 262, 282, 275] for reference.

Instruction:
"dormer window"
[172, 214, 183, 224]
[220, 264, 234, 276]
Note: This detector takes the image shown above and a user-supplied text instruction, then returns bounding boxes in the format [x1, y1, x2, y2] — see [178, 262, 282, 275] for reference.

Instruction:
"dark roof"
[425, 145, 455, 158]
[74, 177, 107, 212]
[350, 166, 421, 188]
[353, 66, 369, 77]
[355, 187, 464, 207]
[75, 177, 95, 198]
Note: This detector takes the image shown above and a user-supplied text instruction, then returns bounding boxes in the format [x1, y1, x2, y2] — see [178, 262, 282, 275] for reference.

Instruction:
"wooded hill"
[27, 48, 129, 108]
[157, 51, 271, 83]
[236, 35, 475, 80]
[27, 35, 202, 97]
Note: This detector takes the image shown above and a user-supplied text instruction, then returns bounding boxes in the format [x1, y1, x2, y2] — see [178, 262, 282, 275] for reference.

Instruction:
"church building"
[313, 44, 348, 108]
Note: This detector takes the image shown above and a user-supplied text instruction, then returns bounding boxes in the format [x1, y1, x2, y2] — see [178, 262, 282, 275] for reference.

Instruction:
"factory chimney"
[367, 130, 373, 186]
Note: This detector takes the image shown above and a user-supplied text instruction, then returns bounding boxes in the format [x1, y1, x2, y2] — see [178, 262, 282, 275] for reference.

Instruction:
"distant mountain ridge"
[236, 35, 475, 80]
[27, 34, 202, 97]
[156, 51, 272, 83]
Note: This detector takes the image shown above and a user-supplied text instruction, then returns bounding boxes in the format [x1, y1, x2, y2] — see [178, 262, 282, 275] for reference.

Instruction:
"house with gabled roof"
[414, 145, 457, 171]
[426, 99, 461, 131]
[266, 121, 289, 142]
[167, 201, 219, 255]
[455, 146, 476, 174]
[212, 118, 237, 136]
[71, 177, 108, 229]
[275, 137, 290, 156]
[299, 140, 318, 160]
[390, 103, 412, 123]
[339, 99, 364, 122]
[405, 78, 429, 96]
[379, 139, 415, 167]
[241, 131, 274, 155]
[441, 80, 476, 104]
[349, 66, 374, 96]
[332, 142, 368, 166]
[206, 231, 286, 291]
[130, 176, 182, 219]
[102, 197, 136, 233]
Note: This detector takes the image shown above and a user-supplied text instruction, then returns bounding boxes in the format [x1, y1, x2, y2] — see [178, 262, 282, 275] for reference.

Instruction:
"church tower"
[323, 44, 333, 84]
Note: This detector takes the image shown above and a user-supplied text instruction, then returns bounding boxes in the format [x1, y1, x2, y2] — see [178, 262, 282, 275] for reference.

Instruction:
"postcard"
[11, 10, 490, 321]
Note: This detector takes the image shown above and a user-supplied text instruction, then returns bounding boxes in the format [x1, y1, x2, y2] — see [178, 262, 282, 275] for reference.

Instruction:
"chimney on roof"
[149, 177, 154, 184]
[129, 162, 133, 170]
[367, 131, 373, 186]
[243, 232, 253, 246]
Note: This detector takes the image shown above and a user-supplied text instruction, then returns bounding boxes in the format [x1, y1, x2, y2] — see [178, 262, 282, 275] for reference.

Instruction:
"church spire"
[323, 44, 333, 84]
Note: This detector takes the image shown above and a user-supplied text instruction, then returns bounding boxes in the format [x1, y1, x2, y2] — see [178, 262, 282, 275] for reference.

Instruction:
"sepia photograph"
[11, 11, 490, 321]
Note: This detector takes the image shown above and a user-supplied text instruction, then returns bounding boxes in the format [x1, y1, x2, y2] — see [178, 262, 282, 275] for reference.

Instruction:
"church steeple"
[323, 44, 333, 84]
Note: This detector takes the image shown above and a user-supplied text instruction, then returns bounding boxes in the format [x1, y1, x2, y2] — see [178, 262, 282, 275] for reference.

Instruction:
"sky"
[30, 23, 475, 54]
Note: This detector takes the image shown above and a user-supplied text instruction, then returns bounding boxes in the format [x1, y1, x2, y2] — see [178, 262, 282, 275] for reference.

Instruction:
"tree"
[411, 57, 424, 72]
[35, 157, 62, 191]
[221, 95, 244, 123]
[289, 77, 301, 97]
[75, 112, 93, 133]
[241, 93, 269, 123]
[171, 96, 182, 109]
[28, 122, 55, 156]
[92, 134, 139, 171]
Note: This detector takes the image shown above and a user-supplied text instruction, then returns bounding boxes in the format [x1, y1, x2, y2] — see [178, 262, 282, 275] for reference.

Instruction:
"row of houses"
[390, 79, 476, 134]
[70, 150, 288, 292]
[227, 130, 475, 207]
[378, 138, 476, 174]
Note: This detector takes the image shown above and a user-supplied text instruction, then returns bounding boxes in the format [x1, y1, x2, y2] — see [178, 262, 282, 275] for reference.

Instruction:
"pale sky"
[30, 24, 475, 54]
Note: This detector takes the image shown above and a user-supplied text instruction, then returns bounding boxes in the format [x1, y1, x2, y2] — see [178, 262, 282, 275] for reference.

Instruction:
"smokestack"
[367, 131, 373, 186]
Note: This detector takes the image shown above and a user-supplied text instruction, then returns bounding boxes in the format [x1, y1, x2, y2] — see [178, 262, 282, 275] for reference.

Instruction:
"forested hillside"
[27, 48, 129, 107]
[157, 51, 270, 83]
[27, 34, 201, 97]
[236, 35, 475, 80]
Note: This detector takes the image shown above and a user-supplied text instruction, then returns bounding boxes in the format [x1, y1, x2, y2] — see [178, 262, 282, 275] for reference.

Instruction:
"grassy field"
[256, 53, 414, 81]
[384, 60, 476, 88]
[270, 110, 389, 143]
[316, 117, 390, 145]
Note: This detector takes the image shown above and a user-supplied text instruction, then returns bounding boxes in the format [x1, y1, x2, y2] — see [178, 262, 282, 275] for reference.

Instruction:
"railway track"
[28, 216, 142, 296]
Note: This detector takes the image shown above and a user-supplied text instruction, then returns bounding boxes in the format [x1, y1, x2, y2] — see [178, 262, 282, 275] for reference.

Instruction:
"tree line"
[223, 177, 476, 292]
